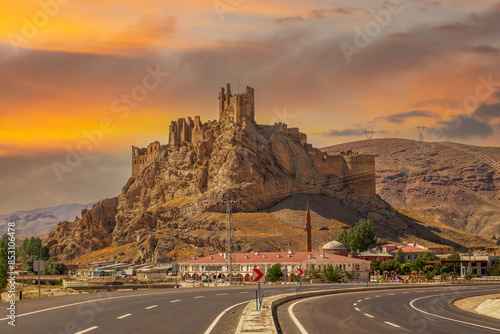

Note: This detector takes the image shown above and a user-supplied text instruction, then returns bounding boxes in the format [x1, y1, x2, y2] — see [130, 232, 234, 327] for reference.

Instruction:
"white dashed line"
[388, 293, 395, 296]
[357, 299, 362, 302]
[117, 314, 132, 319]
[365, 297, 370, 300]
[145, 305, 157, 309]
[216, 293, 228, 296]
[403, 292, 409, 294]
[355, 307, 360, 311]
[194, 296, 205, 299]
[75, 327, 99, 334]
[384, 321, 401, 328]
[353, 303, 357, 306]
[375, 295, 381, 297]
[240, 292, 249, 294]
[170, 299, 181, 303]
[364, 313, 374, 318]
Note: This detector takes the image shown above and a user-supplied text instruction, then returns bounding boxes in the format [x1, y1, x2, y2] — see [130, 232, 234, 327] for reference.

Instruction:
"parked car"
[201, 278, 209, 283]
[186, 278, 196, 283]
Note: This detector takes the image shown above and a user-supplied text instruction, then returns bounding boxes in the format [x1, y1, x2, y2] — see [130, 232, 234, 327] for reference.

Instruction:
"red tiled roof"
[388, 245, 428, 253]
[179, 251, 370, 265]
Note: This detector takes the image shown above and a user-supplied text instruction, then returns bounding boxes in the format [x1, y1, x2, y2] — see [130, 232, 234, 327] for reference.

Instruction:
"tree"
[344, 271, 354, 282]
[42, 260, 67, 275]
[337, 229, 349, 250]
[308, 267, 322, 279]
[493, 235, 497, 240]
[265, 263, 282, 282]
[400, 263, 413, 274]
[348, 219, 377, 253]
[490, 259, 500, 276]
[414, 252, 438, 271]
[395, 249, 405, 264]
[0, 234, 9, 291]
[380, 259, 397, 273]
[370, 259, 381, 271]
[323, 265, 343, 283]
[40, 245, 50, 259]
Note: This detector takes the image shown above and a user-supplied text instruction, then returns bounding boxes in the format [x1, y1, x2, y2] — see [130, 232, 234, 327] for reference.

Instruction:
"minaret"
[305, 202, 312, 252]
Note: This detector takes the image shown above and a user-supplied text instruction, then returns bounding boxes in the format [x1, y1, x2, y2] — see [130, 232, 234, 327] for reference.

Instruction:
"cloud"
[0, 152, 130, 215]
[375, 110, 436, 124]
[275, 16, 304, 23]
[321, 128, 363, 137]
[462, 45, 499, 53]
[275, 7, 359, 23]
[432, 114, 493, 139]
[494, 90, 500, 101]
[473, 103, 500, 120]
[410, 98, 456, 109]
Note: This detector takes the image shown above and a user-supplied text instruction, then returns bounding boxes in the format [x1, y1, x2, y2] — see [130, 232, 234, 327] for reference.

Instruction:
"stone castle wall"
[130, 83, 376, 198]
[132, 141, 161, 178]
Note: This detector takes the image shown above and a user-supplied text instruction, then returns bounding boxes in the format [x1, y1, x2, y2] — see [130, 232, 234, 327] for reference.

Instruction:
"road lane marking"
[145, 305, 157, 309]
[375, 295, 381, 297]
[384, 321, 400, 328]
[207, 300, 252, 334]
[365, 297, 370, 299]
[388, 293, 395, 296]
[216, 293, 228, 296]
[75, 327, 99, 334]
[355, 307, 360, 311]
[117, 314, 132, 319]
[194, 296, 205, 299]
[364, 313, 374, 318]
[0, 290, 190, 322]
[353, 303, 357, 306]
[289, 300, 311, 334]
[410, 294, 500, 332]
[170, 299, 181, 303]
[357, 299, 362, 302]
[240, 292, 249, 294]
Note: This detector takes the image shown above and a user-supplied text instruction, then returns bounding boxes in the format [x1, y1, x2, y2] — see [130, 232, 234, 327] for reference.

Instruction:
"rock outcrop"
[323, 138, 500, 237]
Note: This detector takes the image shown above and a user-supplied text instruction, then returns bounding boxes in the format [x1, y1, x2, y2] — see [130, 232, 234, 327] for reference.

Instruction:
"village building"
[178, 251, 372, 282]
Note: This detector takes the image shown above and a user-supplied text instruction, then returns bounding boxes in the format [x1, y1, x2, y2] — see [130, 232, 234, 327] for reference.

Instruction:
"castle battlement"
[219, 83, 255, 125]
[130, 83, 375, 198]
[132, 141, 161, 177]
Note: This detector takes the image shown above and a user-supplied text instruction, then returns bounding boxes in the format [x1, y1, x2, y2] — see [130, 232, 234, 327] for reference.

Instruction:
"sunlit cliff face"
[1, 0, 499, 212]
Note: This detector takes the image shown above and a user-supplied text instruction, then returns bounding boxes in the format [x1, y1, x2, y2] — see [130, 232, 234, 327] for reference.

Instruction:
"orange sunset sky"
[1, 0, 499, 214]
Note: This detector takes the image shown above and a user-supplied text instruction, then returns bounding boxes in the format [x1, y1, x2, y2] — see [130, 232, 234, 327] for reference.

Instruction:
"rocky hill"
[322, 139, 500, 237]
[46, 125, 495, 265]
[44, 85, 497, 264]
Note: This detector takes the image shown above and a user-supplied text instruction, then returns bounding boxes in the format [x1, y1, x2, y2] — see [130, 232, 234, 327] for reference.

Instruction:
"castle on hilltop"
[131, 83, 376, 198]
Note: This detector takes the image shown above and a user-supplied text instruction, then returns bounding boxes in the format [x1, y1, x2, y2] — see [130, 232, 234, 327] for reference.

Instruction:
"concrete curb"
[235, 282, 498, 334]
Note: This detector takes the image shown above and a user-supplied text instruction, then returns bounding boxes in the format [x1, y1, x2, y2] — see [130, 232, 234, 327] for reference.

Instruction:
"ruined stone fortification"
[47, 83, 385, 263]
[131, 83, 376, 198]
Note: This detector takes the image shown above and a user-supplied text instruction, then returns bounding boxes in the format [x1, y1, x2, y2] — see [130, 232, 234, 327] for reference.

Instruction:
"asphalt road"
[1, 283, 352, 334]
[277, 285, 500, 334]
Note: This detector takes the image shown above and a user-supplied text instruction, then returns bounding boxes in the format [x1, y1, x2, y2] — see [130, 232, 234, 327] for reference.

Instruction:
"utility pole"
[416, 125, 426, 142]
[362, 128, 376, 140]
[222, 199, 241, 284]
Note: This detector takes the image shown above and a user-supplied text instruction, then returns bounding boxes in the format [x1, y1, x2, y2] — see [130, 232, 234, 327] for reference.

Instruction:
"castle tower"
[305, 202, 312, 252]
[218, 83, 255, 125]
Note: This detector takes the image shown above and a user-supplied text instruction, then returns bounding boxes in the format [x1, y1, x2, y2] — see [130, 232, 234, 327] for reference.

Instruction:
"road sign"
[297, 268, 304, 277]
[373, 270, 380, 275]
[33, 259, 44, 272]
[252, 268, 264, 282]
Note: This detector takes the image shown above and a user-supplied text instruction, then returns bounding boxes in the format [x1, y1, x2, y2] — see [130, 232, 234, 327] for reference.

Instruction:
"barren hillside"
[322, 138, 500, 237]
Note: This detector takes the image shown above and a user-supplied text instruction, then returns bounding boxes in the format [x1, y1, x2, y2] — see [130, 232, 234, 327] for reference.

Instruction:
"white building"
[179, 251, 371, 282]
